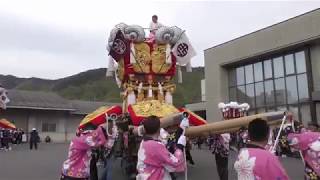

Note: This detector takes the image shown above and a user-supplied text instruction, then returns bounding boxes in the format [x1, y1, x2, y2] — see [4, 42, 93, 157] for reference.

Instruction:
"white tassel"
[166, 44, 172, 64]
[165, 91, 173, 104]
[106, 56, 115, 77]
[127, 90, 136, 105]
[177, 65, 182, 83]
[130, 43, 136, 64]
[186, 62, 192, 72]
[138, 82, 143, 93]
[148, 85, 153, 98]
[158, 82, 164, 95]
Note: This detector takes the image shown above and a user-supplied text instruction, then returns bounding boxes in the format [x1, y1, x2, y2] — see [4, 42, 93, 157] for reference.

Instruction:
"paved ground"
[0, 143, 304, 180]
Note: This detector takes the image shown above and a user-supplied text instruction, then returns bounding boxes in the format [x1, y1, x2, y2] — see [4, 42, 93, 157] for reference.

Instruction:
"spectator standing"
[30, 128, 39, 150]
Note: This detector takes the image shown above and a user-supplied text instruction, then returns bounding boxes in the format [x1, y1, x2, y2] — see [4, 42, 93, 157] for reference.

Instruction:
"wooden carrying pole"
[160, 112, 184, 128]
[132, 111, 284, 137]
[190, 120, 282, 137]
[185, 111, 284, 137]
[132, 112, 184, 135]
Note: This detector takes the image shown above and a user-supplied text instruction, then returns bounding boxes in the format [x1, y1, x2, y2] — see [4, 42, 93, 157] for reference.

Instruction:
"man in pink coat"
[60, 123, 115, 180]
[234, 118, 289, 180]
[136, 115, 186, 180]
[288, 130, 320, 179]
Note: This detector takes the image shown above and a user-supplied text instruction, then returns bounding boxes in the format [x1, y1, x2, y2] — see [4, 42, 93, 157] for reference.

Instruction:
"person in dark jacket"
[186, 139, 195, 165]
[30, 128, 39, 150]
[2, 129, 11, 151]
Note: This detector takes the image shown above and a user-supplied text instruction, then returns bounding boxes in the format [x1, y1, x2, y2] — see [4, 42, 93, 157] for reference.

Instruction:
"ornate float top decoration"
[104, 19, 203, 126]
[106, 23, 196, 85]
[0, 85, 9, 110]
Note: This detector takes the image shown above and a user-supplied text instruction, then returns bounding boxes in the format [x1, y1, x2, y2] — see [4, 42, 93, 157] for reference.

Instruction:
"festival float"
[102, 23, 284, 132]
[76, 22, 286, 178]
[105, 23, 207, 127]
[79, 23, 207, 131]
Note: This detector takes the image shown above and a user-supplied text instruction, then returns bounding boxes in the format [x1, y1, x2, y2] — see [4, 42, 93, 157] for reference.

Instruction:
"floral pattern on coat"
[234, 147, 289, 180]
[61, 126, 108, 178]
[288, 132, 320, 179]
[136, 139, 185, 180]
[234, 149, 256, 180]
[212, 133, 230, 157]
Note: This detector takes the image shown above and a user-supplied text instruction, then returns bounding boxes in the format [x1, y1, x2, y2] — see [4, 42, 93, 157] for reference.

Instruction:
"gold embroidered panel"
[131, 100, 179, 117]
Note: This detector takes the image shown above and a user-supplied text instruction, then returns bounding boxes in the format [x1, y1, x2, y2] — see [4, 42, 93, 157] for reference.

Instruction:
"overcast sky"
[0, 0, 320, 79]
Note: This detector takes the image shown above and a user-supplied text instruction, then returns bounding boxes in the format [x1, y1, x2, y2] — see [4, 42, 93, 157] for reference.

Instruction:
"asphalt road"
[0, 143, 304, 180]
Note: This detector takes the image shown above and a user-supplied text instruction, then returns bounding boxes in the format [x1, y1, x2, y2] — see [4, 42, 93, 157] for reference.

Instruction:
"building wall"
[0, 109, 74, 142]
[204, 62, 228, 122]
[205, 10, 320, 66]
[0, 109, 29, 131]
[311, 43, 320, 91]
[201, 79, 206, 101]
[66, 114, 85, 141]
[204, 9, 320, 122]
[28, 110, 69, 142]
[310, 43, 320, 121]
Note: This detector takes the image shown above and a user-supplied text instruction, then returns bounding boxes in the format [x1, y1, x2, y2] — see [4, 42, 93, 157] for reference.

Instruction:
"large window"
[42, 123, 56, 132]
[228, 50, 310, 123]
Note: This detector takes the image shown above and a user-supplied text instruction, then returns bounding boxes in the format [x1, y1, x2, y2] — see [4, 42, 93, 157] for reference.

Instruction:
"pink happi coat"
[288, 131, 320, 176]
[234, 147, 289, 180]
[61, 126, 108, 178]
[136, 139, 185, 180]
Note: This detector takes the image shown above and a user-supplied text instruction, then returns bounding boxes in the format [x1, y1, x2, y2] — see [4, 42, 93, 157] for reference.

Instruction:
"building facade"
[0, 90, 119, 142]
[204, 9, 320, 124]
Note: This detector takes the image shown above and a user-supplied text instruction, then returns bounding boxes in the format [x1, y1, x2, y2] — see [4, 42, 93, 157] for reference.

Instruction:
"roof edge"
[220, 34, 320, 67]
[204, 8, 320, 52]
[7, 105, 76, 111]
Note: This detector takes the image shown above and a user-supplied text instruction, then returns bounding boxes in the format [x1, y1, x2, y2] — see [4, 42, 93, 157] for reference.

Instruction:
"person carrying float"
[100, 114, 119, 180]
[60, 108, 119, 180]
[273, 113, 304, 157]
[136, 115, 188, 180]
[212, 101, 249, 180]
[234, 118, 289, 180]
[288, 122, 320, 179]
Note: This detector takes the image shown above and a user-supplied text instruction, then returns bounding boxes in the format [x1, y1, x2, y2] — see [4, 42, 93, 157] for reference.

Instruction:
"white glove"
[137, 125, 144, 137]
[160, 128, 169, 139]
[159, 128, 169, 145]
[177, 135, 186, 147]
[270, 149, 276, 155]
[179, 118, 190, 130]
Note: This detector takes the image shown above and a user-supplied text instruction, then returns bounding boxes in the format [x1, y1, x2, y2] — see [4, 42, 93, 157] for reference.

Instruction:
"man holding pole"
[212, 102, 250, 180]
[136, 115, 187, 180]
